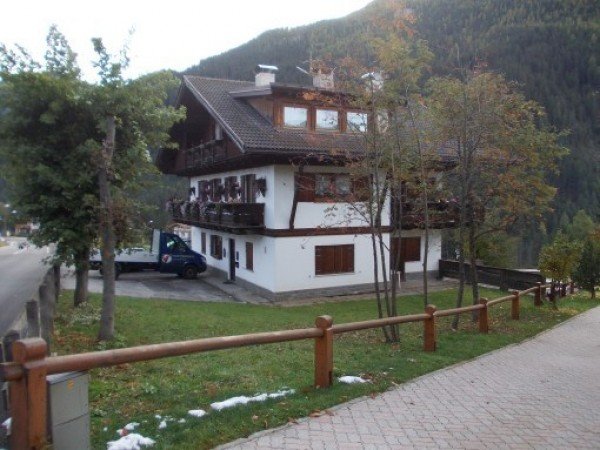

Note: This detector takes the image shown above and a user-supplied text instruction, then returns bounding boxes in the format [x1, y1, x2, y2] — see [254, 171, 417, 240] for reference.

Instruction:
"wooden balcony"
[169, 201, 265, 232]
[392, 200, 460, 230]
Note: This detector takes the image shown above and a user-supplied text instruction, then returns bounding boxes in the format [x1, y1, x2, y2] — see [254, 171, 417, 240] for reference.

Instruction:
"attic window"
[316, 109, 339, 130]
[347, 112, 367, 133]
[283, 106, 308, 128]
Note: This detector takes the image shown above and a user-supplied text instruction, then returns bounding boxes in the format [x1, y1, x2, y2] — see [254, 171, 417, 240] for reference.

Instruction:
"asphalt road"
[0, 238, 51, 334]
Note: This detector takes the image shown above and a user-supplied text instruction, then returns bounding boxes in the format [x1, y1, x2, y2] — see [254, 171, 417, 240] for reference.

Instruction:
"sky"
[0, 0, 373, 81]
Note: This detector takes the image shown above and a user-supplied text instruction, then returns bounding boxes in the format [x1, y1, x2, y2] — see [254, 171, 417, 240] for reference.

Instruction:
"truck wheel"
[183, 265, 198, 279]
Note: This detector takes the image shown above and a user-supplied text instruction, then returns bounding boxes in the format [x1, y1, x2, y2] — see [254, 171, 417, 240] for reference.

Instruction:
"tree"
[427, 70, 566, 327]
[0, 29, 184, 339]
[88, 40, 184, 341]
[0, 27, 100, 306]
[329, 6, 436, 341]
[539, 233, 581, 308]
[572, 232, 600, 299]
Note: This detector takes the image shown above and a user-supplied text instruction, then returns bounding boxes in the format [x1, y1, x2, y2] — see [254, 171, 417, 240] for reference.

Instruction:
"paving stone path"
[220, 306, 600, 449]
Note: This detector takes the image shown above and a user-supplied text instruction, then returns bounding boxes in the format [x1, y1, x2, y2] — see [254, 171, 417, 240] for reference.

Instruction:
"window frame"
[283, 105, 309, 129]
[315, 108, 339, 131]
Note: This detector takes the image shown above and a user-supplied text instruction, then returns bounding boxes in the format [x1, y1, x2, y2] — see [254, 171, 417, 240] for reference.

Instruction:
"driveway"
[221, 306, 600, 449]
[61, 268, 274, 304]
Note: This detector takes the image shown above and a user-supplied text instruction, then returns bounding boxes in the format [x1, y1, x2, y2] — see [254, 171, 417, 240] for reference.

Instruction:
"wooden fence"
[1, 282, 554, 449]
[438, 259, 545, 290]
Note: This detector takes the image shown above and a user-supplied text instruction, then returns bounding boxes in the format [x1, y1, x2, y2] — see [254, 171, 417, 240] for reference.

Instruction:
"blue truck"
[90, 230, 206, 279]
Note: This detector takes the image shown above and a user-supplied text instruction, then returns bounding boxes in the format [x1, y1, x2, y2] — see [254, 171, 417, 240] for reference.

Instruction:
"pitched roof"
[182, 76, 366, 156]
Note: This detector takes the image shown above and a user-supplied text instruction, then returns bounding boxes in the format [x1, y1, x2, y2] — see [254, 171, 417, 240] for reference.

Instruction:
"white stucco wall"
[190, 164, 388, 230]
[186, 165, 440, 294]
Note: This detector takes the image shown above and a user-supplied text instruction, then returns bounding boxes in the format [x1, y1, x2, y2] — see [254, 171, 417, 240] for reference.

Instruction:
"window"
[391, 237, 421, 270]
[315, 245, 354, 275]
[240, 174, 256, 203]
[296, 173, 369, 202]
[315, 174, 352, 200]
[201, 232, 206, 254]
[198, 180, 209, 202]
[210, 178, 222, 202]
[316, 109, 339, 130]
[165, 235, 187, 254]
[224, 176, 239, 201]
[210, 235, 223, 259]
[283, 106, 308, 128]
[246, 242, 253, 271]
[402, 237, 421, 262]
[347, 112, 367, 133]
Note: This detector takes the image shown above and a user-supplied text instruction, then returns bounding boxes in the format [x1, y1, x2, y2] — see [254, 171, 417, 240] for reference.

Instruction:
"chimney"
[310, 61, 334, 90]
[361, 72, 384, 91]
[254, 64, 278, 86]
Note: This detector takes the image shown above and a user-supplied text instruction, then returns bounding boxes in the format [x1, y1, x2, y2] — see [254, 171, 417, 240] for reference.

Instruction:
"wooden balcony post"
[511, 290, 520, 320]
[534, 282, 543, 306]
[9, 338, 48, 450]
[478, 298, 489, 334]
[423, 305, 437, 352]
[314, 315, 333, 389]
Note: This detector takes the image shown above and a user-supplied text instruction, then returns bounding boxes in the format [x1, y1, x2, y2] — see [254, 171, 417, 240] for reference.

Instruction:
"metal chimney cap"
[255, 64, 279, 74]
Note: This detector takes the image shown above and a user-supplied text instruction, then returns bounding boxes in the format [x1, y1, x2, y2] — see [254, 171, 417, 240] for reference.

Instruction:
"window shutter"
[296, 173, 315, 202]
[201, 232, 206, 254]
[402, 237, 421, 262]
[315, 245, 324, 275]
[246, 242, 253, 271]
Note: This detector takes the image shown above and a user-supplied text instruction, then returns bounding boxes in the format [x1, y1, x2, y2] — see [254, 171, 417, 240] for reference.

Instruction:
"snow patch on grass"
[210, 389, 295, 411]
[107, 433, 155, 450]
[338, 375, 369, 384]
[187, 409, 206, 418]
[124, 422, 140, 431]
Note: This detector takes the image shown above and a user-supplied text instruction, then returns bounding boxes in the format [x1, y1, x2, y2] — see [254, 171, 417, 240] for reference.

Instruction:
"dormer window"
[316, 109, 339, 131]
[347, 112, 368, 133]
[283, 106, 308, 128]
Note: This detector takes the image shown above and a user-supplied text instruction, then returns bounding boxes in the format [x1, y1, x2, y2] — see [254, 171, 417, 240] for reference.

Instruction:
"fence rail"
[438, 259, 545, 290]
[1, 282, 559, 449]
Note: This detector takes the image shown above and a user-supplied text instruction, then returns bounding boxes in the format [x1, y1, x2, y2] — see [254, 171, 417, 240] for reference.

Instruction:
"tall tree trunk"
[468, 217, 480, 321]
[452, 141, 468, 330]
[73, 248, 89, 307]
[98, 116, 117, 341]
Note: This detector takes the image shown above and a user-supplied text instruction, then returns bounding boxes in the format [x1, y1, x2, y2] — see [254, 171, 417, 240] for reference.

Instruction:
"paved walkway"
[221, 306, 600, 449]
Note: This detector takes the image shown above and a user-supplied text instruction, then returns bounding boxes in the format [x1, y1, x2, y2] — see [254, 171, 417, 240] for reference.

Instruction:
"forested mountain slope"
[184, 0, 600, 227]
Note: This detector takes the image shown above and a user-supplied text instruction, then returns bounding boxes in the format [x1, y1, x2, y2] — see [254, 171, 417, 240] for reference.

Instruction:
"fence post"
[511, 291, 520, 321]
[534, 282, 543, 307]
[314, 315, 333, 389]
[478, 298, 489, 333]
[9, 338, 48, 450]
[423, 305, 437, 352]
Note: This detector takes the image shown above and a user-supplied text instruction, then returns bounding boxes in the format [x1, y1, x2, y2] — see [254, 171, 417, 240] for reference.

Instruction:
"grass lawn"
[53, 288, 597, 449]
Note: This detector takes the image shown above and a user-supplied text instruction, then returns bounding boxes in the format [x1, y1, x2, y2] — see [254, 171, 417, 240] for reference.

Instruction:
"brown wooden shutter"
[246, 242, 253, 271]
[402, 237, 421, 262]
[296, 173, 315, 202]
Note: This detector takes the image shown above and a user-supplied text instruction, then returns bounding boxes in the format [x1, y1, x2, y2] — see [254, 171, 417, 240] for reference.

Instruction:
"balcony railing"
[392, 200, 461, 229]
[169, 200, 265, 231]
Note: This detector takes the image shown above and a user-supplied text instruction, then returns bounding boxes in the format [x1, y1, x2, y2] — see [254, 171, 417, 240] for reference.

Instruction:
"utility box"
[47, 372, 90, 450]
